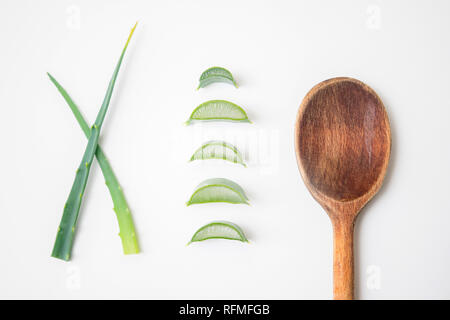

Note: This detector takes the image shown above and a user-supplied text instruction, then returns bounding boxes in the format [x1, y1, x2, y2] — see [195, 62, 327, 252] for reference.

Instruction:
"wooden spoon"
[294, 77, 391, 300]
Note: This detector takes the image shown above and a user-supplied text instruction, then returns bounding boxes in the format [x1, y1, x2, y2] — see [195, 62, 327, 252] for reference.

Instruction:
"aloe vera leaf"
[47, 73, 139, 255]
[197, 67, 238, 89]
[189, 140, 246, 167]
[188, 221, 248, 244]
[185, 100, 251, 125]
[186, 178, 249, 206]
[51, 23, 137, 261]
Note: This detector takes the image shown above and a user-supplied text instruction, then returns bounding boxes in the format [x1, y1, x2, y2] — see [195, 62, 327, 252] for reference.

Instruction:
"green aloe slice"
[186, 178, 249, 206]
[197, 67, 238, 89]
[189, 140, 246, 167]
[188, 221, 248, 244]
[185, 100, 251, 124]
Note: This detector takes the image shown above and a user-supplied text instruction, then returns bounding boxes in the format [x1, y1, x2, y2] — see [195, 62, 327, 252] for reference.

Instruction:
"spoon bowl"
[295, 77, 391, 299]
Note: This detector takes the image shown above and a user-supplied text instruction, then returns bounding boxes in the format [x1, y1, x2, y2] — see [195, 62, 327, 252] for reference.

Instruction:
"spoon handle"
[332, 217, 355, 300]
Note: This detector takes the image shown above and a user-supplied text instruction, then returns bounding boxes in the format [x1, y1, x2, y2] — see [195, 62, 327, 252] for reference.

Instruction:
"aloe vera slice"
[197, 67, 238, 89]
[188, 221, 248, 244]
[185, 100, 251, 124]
[189, 140, 246, 167]
[186, 178, 249, 206]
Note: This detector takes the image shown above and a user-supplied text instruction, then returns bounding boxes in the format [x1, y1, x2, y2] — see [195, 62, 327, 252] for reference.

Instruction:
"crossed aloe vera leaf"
[188, 221, 248, 244]
[48, 73, 139, 256]
[189, 140, 246, 167]
[51, 24, 137, 261]
[197, 67, 238, 89]
[186, 178, 249, 206]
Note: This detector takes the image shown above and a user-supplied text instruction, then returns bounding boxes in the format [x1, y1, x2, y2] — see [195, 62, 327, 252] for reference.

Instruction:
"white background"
[1, 0, 449, 299]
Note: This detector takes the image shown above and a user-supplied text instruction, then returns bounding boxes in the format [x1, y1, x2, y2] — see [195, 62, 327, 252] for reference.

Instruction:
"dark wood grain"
[294, 77, 391, 300]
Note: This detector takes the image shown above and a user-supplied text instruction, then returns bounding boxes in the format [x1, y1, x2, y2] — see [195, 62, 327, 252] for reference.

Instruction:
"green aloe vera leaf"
[47, 73, 139, 255]
[197, 66, 238, 89]
[185, 100, 251, 125]
[51, 23, 137, 261]
[186, 178, 249, 206]
[188, 221, 248, 244]
[189, 140, 246, 167]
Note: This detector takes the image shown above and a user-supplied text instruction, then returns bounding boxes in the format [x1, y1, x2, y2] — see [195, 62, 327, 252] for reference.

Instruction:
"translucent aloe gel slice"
[185, 100, 251, 124]
[190, 140, 246, 167]
[197, 67, 238, 89]
[188, 221, 248, 244]
[186, 178, 249, 205]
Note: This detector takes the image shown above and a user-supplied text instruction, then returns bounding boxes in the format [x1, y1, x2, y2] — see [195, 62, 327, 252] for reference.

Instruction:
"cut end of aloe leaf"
[187, 178, 249, 205]
[197, 67, 238, 89]
[51, 236, 72, 261]
[189, 140, 246, 166]
[51, 256, 70, 262]
[188, 221, 249, 244]
[186, 100, 251, 124]
[51, 253, 70, 262]
[121, 235, 140, 255]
